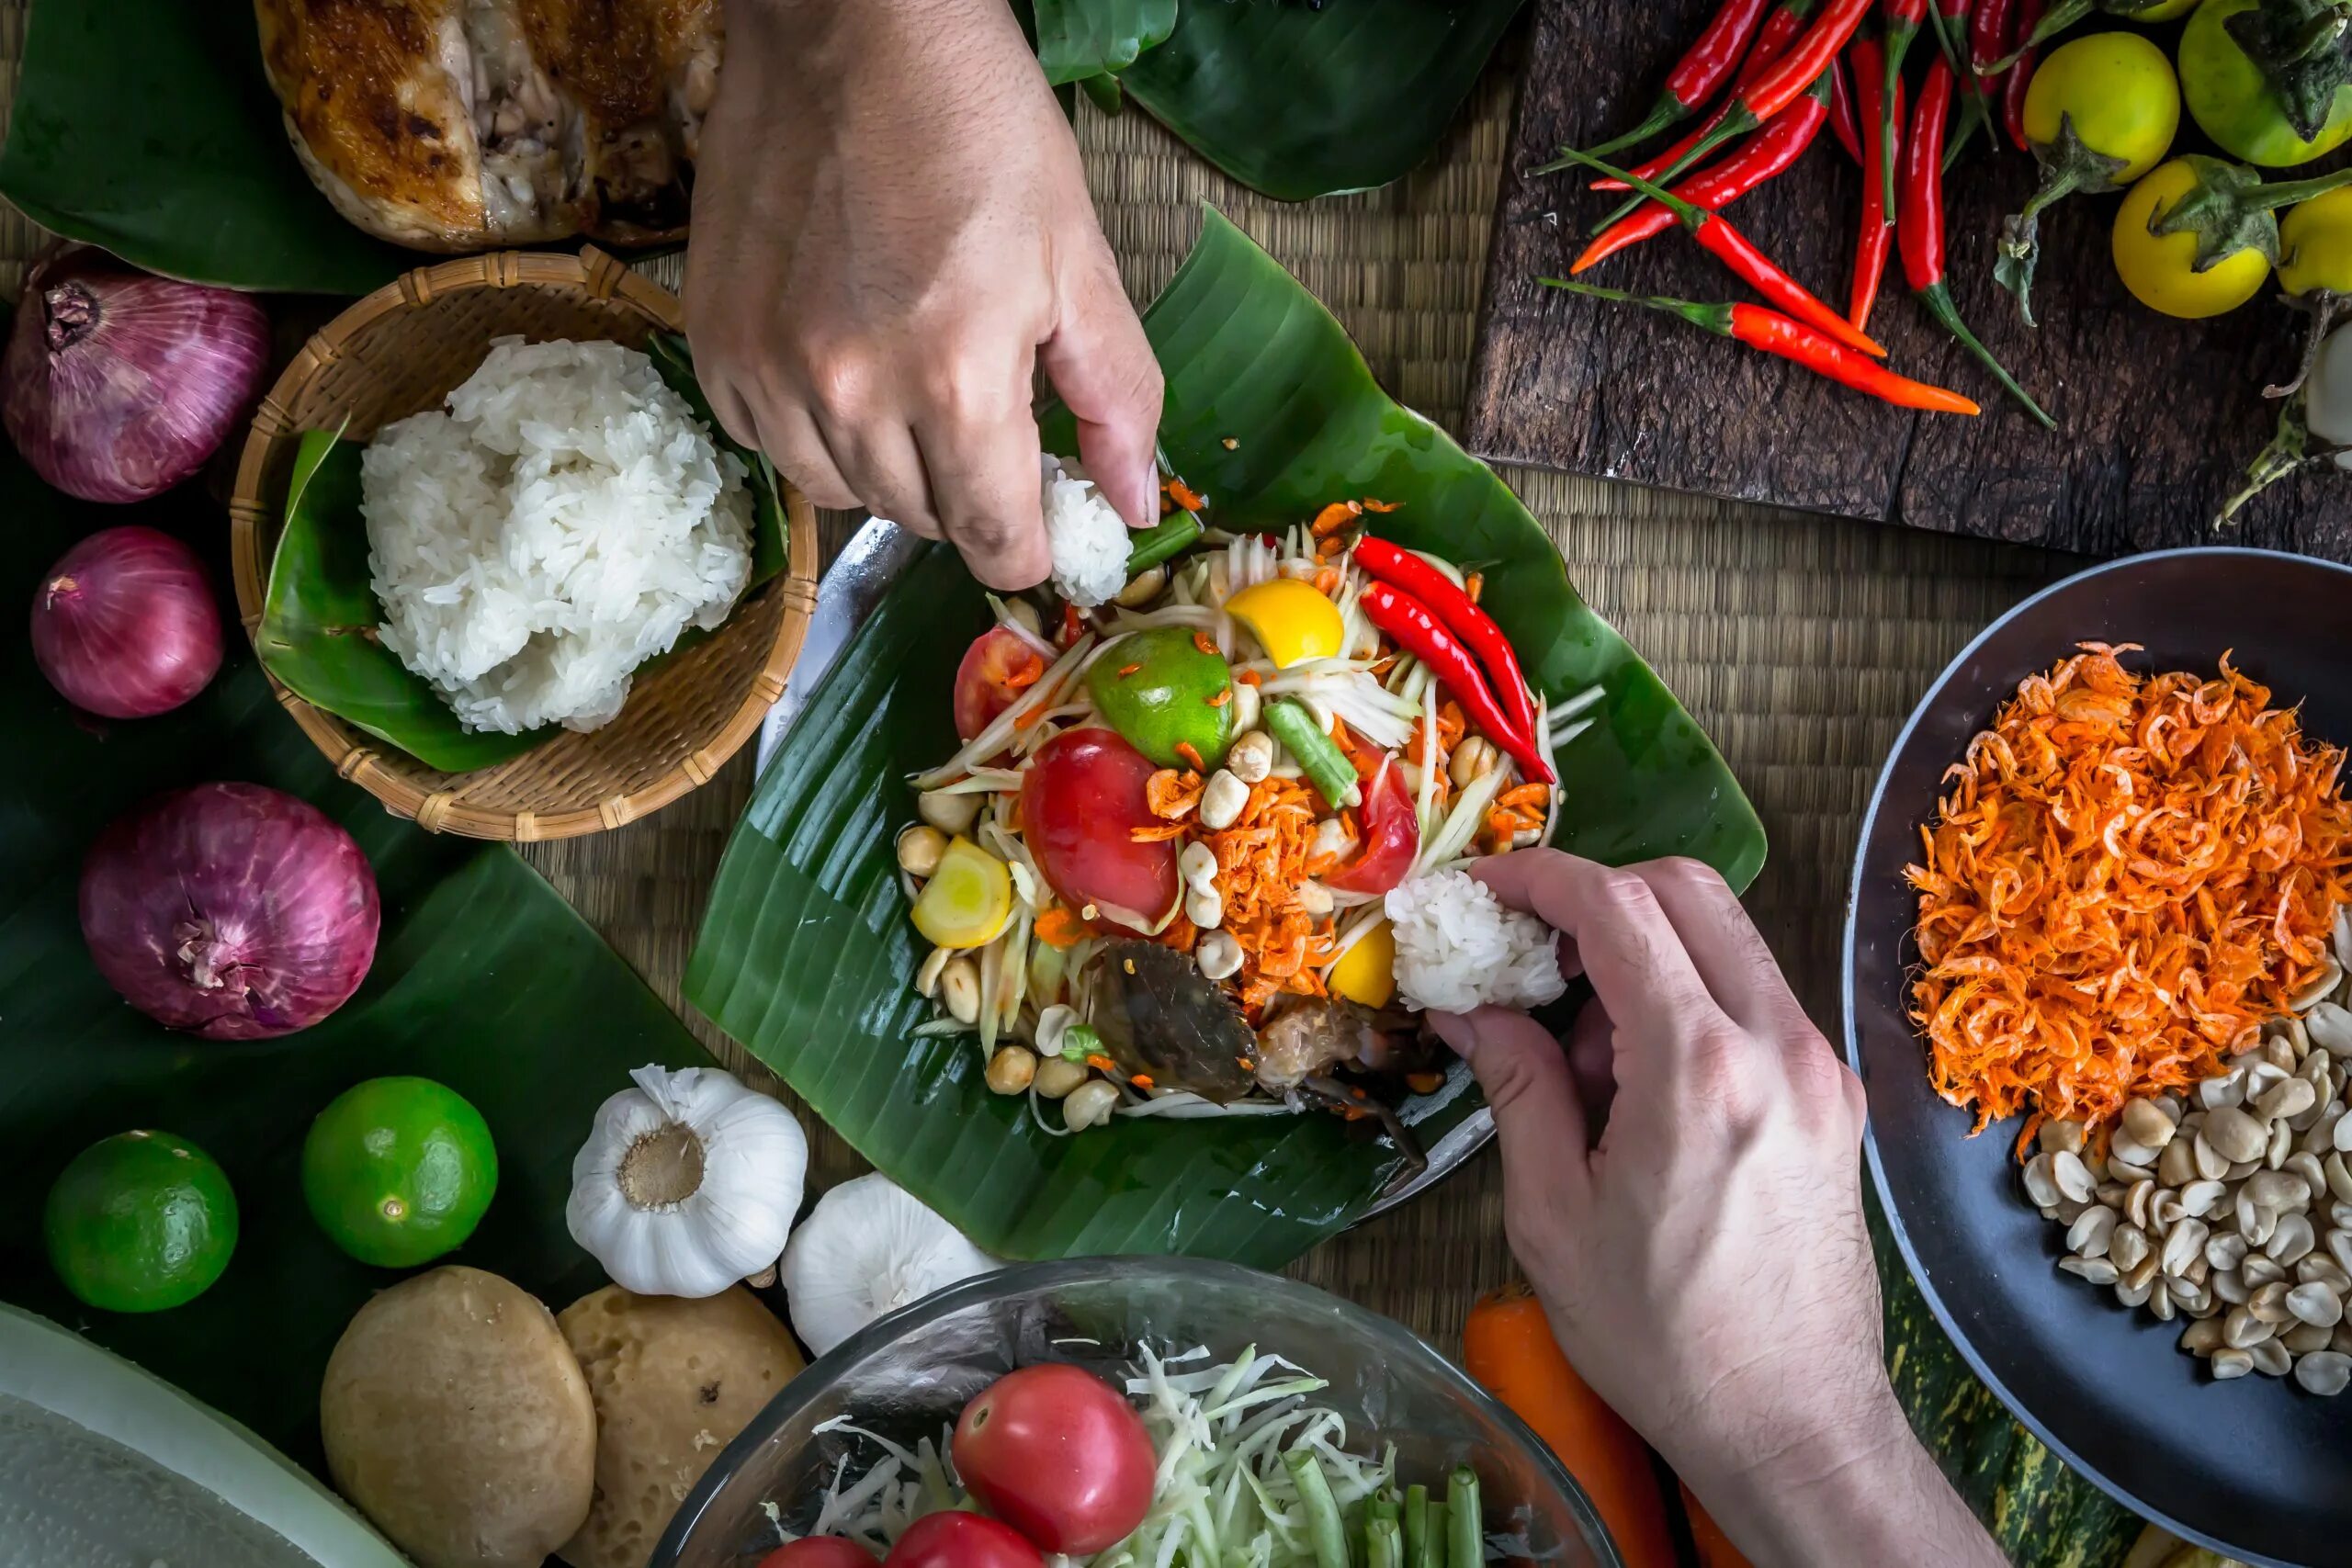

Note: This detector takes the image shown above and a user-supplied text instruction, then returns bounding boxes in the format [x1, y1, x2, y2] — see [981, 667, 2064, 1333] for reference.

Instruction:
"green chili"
[1265, 698, 1362, 809]
[1060, 1022, 1100, 1062]
[1124, 513, 1202, 578]
[1285, 1450, 1351, 1568]
[1445, 1467, 1481, 1568]
[1419, 1501, 1448, 1568]
[1402, 1485, 1430, 1568]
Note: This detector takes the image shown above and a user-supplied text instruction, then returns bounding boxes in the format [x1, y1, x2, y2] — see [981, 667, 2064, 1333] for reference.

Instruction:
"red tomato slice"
[952, 1365, 1157, 1554]
[955, 626, 1046, 742]
[1325, 764, 1419, 897]
[760, 1540, 881, 1568]
[1021, 729, 1179, 931]
[880, 1512, 1042, 1568]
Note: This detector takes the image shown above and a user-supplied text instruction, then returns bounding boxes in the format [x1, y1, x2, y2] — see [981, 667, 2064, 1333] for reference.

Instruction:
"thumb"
[1040, 255, 1162, 530]
[1431, 1007, 1592, 1216]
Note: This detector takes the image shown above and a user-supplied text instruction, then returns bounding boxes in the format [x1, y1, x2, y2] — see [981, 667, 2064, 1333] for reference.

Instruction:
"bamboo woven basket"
[229, 248, 820, 841]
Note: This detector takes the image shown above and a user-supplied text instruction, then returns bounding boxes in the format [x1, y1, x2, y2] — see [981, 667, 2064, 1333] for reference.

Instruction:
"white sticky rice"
[1042, 453, 1130, 607]
[1384, 869, 1568, 1014]
[360, 336, 754, 735]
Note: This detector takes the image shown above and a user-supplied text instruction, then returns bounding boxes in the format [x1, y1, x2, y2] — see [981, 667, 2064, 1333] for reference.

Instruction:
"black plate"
[1843, 547, 2352, 1568]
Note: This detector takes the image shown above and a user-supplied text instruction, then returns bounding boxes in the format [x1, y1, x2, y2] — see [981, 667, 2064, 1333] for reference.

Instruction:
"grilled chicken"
[254, 0, 721, 251]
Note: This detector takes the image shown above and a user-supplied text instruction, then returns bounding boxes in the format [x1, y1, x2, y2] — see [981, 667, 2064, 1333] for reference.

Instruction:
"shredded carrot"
[1310, 501, 1363, 536]
[1131, 1074, 1155, 1090]
[1158, 912, 1198, 953]
[1175, 740, 1206, 773]
[1363, 497, 1403, 513]
[1406, 1071, 1445, 1095]
[1498, 783, 1551, 812]
[1465, 570, 1485, 604]
[1013, 703, 1050, 731]
[1332, 718, 1385, 781]
[1117, 662, 1143, 678]
[1166, 479, 1207, 512]
[1086, 1054, 1120, 1076]
[1235, 669, 1263, 686]
[1207, 689, 1231, 707]
[1907, 645, 2352, 1152]
[1004, 652, 1046, 689]
[1193, 631, 1220, 658]
[1314, 567, 1340, 595]
[1035, 906, 1087, 948]
[1130, 822, 1189, 842]
[1147, 769, 1203, 819]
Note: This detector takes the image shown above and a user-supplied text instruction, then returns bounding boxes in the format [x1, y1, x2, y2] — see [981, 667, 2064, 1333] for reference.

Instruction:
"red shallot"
[80, 783, 380, 1040]
[1, 246, 271, 503]
[31, 525, 222, 718]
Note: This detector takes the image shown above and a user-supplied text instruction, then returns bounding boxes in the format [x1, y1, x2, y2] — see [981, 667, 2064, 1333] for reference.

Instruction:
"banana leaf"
[684, 209, 1765, 1269]
[1119, 0, 1529, 200]
[0, 444, 707, 1472]
[254, 335, 790, 773]
[1036, 0, 1180, 84]
[0, 0, 406, 293]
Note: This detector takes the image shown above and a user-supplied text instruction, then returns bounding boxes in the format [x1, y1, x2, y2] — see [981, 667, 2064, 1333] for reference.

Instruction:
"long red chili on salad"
[1351, 536, 1544, 747]
[1572, 72, 1831, 272]
[1358, 583, 1556, 786]
[1577, 0, 1775, 160]
[1898, 57, 2056, 428]
[1581, 0, 1819, 191]
[1847, 37, 1902, 333]
[1555, 148, 1887, 359]
[1537, 276, 1982, 417]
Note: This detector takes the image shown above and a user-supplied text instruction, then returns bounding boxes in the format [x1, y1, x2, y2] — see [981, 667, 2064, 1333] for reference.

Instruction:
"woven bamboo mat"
[0, 16, 2077, 1353]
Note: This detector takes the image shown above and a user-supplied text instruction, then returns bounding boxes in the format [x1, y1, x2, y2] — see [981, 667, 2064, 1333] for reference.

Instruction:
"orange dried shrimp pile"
[1906, 643, 2352, 1156]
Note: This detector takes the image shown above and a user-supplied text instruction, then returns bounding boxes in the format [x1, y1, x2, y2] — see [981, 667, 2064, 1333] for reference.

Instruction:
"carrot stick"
[1679, 1480, 1757, 1568]
[1462, 1285, 1678, 1568]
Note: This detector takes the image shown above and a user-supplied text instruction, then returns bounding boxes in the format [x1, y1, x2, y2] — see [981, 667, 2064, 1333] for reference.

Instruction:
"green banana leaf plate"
[684, 209, 1766, 1269]
[0, 444, 707, 1473]
[0, 0, 1521, 293]
[253, 333, 791, 774]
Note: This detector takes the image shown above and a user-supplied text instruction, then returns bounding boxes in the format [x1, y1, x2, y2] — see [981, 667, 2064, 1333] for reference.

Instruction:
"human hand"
[1431, 852, 1997, 1568]
[688, 0, 1161, 589]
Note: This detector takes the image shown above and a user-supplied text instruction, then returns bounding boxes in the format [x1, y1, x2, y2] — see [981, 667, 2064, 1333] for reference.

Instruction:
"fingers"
[748, 399, 864, 516]
[821, 412, 944, 540]
[918, 405, 1053, 591]
[1430, 1006, 1592, 1217]
[1626, 857, 1812, 1041]
[1473, 851, 1731, 1053]
[1040, 253, 1162, 529]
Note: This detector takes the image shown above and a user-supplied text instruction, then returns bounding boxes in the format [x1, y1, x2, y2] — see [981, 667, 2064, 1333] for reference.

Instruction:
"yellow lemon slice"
[1226, 578, 1345, 668]
[910, 836, 1012, 949]
[1328, 919, 1396, 1009]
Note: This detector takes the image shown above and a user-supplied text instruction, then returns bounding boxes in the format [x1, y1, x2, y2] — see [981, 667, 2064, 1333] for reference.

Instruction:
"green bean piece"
[1367, 1495, 1399, 1538]
[1402, 1484, 1430, 1568]
[1125, 513, 1203, 578]
[1265, 698, 1362, 809]
[1445, 1468, 1481, 1568]
[1419, 1501, 1447, 1568]
[1285, 1450, 1352, 1568]
[1367, 1517, 1403, 1568]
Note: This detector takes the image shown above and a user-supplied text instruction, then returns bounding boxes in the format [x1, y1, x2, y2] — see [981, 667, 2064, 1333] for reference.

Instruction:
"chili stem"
[1917, 284, 2054, 426]
[1986, 0, 2086, 71]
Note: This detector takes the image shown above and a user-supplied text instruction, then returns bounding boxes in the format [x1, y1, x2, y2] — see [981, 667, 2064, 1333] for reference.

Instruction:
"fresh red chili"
[1359, 584, 1555, 785]
[1878, 0, 1929, 218]
[1847, 38, 1901, 333]
[1596, 0, 1873, 215]
[2002, 0, 2045, 151]
[1578, 0, 1774, 160]
[1925, 0, 1995, 166]
[1827, 55, 1863, 164]
[1572, 73, 1831, 272]
[1537, 278, 1981, 416]
[1559, 148, 1885, 358]
[1898, 57, 2056, 428]
[1351, 536, 1544, 748]
[1969, 0, 2016, 79]
[1585, 0, 1818, 190]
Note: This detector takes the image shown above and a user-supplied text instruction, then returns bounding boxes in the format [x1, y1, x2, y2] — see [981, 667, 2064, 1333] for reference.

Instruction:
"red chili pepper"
[1927, 0, 1996, 166]
[1358, 583, 1555, 785]
[1827, 55, 1863, 164]
[1557, 148, 1886, 358]
[1898, 58, 2056, 428]
[1878, 0, 1930, 217]
[1587, 0, 1818, 191]
[1589, 0, 1873, 222]
[2002, 0, 2045, 151]
[1538, 277, 1981, 415]
[1351, 536, 1544, 746]
[1847, 37, 1902, 333]
[1578, 0, 1775, 160]
[1986, 0, 2086, 72]
[1573, 73, 1831, 272]
[1969, 0, 2016, 81]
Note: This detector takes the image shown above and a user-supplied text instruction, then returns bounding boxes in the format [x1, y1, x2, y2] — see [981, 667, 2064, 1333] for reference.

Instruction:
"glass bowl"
[652, 1257, 1621, 1568]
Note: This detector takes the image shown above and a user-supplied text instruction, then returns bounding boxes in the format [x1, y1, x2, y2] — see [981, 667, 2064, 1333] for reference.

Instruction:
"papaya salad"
[892, 457, 1586, 1164]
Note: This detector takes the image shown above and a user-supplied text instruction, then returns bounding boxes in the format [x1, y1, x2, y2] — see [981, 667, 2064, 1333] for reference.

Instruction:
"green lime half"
[45, 1131, 238, 1313]
[301, 1077, 497, 1268]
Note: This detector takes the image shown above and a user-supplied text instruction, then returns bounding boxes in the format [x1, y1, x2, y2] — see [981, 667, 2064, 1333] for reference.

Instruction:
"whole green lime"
[45, 1131, 238, 1313]
[301, 1077, 497, 1268]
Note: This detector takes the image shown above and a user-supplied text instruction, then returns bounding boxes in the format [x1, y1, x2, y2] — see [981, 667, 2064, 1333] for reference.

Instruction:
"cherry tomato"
[952, 1364, 1156, 1554]
[880, 1512, 1042, 1568]
[760, 1539, 881, 1568]
[1324, 765, 1419, 897]
[1022, 729, 1178, 932]
[955, 627, 1046, 742]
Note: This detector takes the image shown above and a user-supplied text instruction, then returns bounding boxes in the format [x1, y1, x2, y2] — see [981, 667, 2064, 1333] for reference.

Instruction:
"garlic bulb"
[567, 1065, 807, 1298]
[779, 1173, 998, 1355]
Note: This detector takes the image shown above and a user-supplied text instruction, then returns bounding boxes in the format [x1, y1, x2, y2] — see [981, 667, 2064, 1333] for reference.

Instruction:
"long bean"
[1446, 1467, 1483, 1568]
[1419, 1500, 1449, 1568]
[1125, 513, 1202, 577]
[1367, 1517, 1403, 1568]
[1402, 1484, 1430, 1568]
[1285, 1450, 1352, 1568]
[1265, 698, 1363, 809]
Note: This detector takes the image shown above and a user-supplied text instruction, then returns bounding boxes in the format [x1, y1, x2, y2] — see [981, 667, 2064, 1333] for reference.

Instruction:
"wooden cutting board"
[1464, 0, 2352, 560]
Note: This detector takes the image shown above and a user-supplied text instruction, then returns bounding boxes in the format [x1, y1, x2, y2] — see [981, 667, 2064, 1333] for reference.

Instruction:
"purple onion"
[80, 783, 380, 1040]
[32, 525, 223, 718]
[1, 246, 271, 503]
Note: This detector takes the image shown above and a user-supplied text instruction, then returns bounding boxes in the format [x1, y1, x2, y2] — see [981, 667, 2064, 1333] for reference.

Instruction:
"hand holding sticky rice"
[1432, 851, 2001, 1568]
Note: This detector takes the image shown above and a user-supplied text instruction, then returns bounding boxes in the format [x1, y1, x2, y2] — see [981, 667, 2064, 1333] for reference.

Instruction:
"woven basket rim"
[226, 246, 821, 841]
